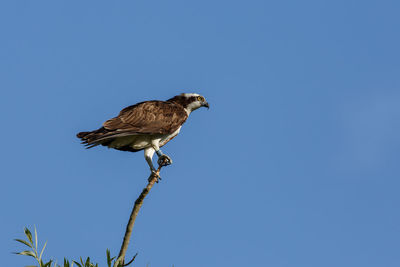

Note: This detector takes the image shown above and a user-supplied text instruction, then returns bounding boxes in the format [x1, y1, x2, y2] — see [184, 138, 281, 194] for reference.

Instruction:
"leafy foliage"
[15, 226, 124, 267]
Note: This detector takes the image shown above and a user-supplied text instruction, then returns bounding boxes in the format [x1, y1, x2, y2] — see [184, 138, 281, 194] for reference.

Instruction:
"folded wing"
[77, 100, 188, 147]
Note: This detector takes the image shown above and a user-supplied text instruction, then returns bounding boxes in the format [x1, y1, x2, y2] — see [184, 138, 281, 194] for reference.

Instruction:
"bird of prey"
[77, 93, 209, 178]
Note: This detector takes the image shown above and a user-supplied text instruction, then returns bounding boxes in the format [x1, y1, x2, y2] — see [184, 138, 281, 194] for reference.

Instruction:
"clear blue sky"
[1, 1, 399, 266]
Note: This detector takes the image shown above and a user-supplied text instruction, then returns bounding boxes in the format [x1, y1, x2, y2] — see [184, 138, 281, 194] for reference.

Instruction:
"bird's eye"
[197, 96, 203, 101]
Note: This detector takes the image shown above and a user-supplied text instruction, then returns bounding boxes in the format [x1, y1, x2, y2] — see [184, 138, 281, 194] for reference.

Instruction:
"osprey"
[77, 93, 209, 177]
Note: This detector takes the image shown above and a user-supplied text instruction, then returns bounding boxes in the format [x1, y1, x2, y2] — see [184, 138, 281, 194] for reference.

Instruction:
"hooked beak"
[202, 101, 209, 109]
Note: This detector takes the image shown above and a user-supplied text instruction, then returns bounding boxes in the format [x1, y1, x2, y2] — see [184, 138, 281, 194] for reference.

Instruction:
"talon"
[157, 155, 173, 166]
[148, 170, 161, 182]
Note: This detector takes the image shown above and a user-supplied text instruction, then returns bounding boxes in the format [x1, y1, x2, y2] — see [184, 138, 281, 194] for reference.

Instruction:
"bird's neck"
[167, 96, 195, 115]
[184, 102, 200, 115]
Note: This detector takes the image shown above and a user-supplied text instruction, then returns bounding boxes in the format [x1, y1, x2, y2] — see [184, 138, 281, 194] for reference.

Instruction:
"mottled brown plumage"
[104, 101, 188, 134]
[77, 100, 188, 149]
[77, 93, 209, 173]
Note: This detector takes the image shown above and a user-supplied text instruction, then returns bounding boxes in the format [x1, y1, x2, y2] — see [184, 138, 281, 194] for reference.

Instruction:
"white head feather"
[182, 93, 203, 114]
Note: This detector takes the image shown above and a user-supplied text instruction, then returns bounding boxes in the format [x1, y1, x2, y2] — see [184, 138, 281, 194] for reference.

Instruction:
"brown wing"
[102, 100, 188, 135]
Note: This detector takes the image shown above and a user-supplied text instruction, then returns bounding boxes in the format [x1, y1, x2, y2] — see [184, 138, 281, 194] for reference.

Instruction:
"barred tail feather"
[76, 127, 110, 148]
[77, 127, 140, 148]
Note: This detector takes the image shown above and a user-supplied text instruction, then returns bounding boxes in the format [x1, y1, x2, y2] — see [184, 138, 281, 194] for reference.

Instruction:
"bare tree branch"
[114, 163, 166, 267]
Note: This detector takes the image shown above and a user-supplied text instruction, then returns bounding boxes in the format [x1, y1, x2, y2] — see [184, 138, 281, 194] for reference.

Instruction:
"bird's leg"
[151, 140, 173, 167]
[155, 149, 173, 166]
[144, 147, 161, 182]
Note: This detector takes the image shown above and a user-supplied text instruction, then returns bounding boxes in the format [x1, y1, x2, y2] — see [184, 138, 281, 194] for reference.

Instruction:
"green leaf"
[17, 250, 36, 258]
[24, 227, 33, 245]
[106, 249, 111, 267]
[15, 238, 32, 248]
[39, 240, 47, 260]
[34, 226, 38, 250]
[73, 261, 82, 267]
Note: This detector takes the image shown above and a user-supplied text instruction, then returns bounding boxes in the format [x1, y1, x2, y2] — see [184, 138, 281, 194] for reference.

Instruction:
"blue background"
[1, 1, 399, 266]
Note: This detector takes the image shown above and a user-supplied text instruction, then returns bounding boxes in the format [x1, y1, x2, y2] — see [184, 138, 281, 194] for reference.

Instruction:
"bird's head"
[168, 93, 209, 114]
